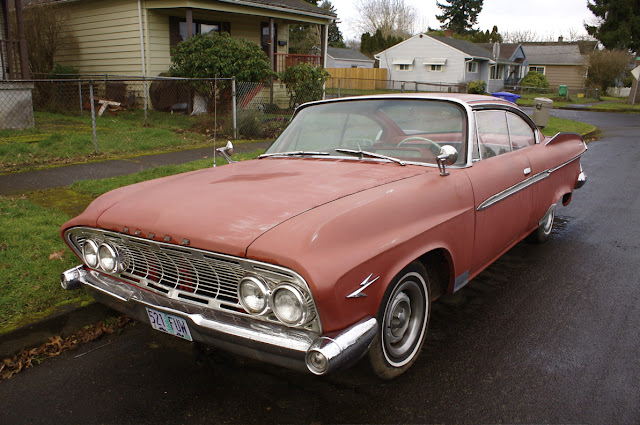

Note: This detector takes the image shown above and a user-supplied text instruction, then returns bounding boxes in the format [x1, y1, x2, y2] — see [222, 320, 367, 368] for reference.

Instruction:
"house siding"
[56, 0, 145, 75]
[377, 36, 467, 86]
[531, 64, 586, 90]
[57, 0, 297, 77]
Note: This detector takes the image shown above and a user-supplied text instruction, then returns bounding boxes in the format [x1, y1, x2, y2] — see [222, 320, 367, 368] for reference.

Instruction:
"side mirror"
[215, 141, 236, 165]
[436, 145, 458, 176]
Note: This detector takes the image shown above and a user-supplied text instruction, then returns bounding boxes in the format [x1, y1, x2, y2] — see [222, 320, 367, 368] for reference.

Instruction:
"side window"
[507, 113, 536, 150]
[475, 110, 510, 159]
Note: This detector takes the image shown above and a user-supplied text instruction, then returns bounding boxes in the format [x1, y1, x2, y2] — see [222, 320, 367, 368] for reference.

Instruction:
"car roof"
[309, 93, 517, 109]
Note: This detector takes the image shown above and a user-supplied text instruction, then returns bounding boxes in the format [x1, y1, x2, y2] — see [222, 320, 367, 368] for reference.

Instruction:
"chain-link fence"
[4, 75, 559, 170]
[0, 77, 302, 157]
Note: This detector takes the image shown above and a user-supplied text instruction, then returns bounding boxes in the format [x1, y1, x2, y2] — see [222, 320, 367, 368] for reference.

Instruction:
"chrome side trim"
[477, 171, 550, 211]
[549, 154, 582, 173]
[477, 154, 584, 211]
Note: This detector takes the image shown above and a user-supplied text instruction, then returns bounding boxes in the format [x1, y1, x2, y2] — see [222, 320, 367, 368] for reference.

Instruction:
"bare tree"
[586, 49, 633, 92]
[501, 30, 542, 43]
[353, 0, 418, 38]
[14, 0, 77, 76]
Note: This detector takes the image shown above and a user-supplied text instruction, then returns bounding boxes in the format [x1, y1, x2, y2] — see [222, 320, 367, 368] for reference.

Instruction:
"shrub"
[521, 71, 550, 89]
[467, 79, 486, 94]
[170, 32, 275, 82]
[279, 62, 330, 107]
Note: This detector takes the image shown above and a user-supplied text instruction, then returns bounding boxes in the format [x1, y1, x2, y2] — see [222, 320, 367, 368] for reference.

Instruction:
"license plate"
[145, 307, 193, 342]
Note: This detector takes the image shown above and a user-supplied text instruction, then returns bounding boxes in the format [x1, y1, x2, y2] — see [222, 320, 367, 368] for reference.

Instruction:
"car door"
[464, 109, 533, 274]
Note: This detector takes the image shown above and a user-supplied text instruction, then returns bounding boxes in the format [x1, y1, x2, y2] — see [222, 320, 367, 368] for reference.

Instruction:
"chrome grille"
[64, 226, 322, 333]
[69, 230, 245, 309]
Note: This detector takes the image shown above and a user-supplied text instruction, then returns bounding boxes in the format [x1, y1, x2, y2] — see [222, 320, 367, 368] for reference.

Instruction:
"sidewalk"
[0, 140, 272, 195]
[0, 141, 271, 358]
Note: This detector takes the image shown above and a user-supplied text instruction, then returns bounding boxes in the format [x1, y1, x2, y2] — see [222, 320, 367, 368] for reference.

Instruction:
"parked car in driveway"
[60, 94, 587, 379]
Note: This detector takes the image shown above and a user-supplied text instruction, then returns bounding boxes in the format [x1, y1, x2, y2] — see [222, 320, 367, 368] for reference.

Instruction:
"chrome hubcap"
[388, 292, 411, 344]
[382, 275, 427, 364]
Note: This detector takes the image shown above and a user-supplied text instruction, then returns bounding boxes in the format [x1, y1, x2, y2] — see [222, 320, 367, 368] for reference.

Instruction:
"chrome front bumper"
[61, 265, 377, 375]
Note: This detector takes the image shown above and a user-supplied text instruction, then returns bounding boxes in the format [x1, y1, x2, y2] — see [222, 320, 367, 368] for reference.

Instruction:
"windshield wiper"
[259, 151, 330, 158]
[335, 148, 406, 166]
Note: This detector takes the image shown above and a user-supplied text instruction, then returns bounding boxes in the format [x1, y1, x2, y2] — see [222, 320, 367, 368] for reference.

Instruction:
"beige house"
[521, 40, 597, 90]
[55, 0, 336, 76]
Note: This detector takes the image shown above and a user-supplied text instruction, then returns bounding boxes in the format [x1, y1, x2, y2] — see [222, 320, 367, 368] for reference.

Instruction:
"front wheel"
[367, 262, 431, 380]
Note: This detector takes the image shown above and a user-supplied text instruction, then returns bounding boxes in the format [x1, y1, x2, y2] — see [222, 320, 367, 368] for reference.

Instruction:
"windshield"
[266, 99, 467, 166]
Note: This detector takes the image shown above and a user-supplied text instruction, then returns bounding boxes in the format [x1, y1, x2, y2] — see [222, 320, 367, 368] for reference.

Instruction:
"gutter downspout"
[137, 0, 148, 124]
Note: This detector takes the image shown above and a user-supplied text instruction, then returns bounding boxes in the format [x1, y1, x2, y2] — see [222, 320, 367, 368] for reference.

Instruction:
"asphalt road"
[1, 109, 639, 424]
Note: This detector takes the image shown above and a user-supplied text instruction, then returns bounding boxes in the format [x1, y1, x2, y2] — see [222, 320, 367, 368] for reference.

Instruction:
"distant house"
[521, 39, 597, 89]
[326, 47, 374, 68]
[478, 43, 528, 86]
[374, 34, 518, 93]
[54, 0, 336, 76]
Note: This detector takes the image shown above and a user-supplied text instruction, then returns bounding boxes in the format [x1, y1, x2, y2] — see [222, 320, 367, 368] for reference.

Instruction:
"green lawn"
[0, 109, 265, 174]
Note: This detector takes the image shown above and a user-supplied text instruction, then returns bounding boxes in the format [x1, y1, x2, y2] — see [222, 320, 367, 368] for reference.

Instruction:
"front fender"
[247, 169, 475, 332]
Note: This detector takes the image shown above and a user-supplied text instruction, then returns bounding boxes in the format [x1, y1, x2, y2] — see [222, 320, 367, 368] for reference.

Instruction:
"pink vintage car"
[61, 94, 587, 379]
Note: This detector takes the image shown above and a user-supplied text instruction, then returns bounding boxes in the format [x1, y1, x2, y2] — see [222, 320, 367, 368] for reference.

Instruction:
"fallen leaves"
[48, 248, 65, 261]
[0, 315, 132, 382]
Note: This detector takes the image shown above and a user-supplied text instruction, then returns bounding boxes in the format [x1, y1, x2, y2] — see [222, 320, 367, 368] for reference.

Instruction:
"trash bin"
[491, 91, 522, 104]
[558, 85, 568, 97]
[532, 97, 553, 128]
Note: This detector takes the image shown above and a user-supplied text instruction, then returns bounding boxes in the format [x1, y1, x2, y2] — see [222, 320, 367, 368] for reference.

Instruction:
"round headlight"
[98, 243, 120, 273]
[238, 276, 270, 315]
[82, 239, 99, 268]
[272, 284, 308, 326]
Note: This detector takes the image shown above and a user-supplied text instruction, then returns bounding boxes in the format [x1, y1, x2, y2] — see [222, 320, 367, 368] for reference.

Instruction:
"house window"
[169, 17, 230, 51]
[467, 62, 477, 73]
[529, 66, 545, 75]
[179, 20, 223, 41]
[397, 64, 412, 71]
[430, 64, 443, 72]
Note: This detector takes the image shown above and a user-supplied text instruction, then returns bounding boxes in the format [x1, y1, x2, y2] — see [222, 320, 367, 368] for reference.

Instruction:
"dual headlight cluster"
[82, 239, 123, 274]
[238, 276, 315, 327]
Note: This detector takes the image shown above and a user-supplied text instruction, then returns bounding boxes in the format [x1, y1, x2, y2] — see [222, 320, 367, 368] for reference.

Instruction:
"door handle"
[524, 167, 531, 175]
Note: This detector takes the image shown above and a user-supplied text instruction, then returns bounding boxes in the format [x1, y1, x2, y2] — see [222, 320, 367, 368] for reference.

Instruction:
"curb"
[0, 301, 119, 359]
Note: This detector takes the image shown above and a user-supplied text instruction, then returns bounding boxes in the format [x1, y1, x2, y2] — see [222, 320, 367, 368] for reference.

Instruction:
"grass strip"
[0, 150, 264, 332]
[0, 195, 92, 330]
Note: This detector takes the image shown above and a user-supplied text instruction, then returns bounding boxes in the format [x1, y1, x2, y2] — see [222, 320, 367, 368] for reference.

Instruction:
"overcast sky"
[329, 0, 598, 42]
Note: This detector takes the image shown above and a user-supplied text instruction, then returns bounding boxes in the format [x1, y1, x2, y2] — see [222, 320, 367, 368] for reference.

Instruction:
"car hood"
[66, 158, 425, 257]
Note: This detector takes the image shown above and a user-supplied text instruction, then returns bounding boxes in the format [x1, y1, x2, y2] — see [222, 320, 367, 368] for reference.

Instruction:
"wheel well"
[418, 249, 452, 301]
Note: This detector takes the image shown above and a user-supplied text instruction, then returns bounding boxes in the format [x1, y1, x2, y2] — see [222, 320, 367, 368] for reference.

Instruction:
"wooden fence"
[326, 68, 388, 91]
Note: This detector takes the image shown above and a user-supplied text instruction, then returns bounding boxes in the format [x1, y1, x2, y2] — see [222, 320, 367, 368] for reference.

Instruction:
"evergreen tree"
[436, 0, 484, 34]
[585, 0, 640, 52]
[360, 29, 402, 57]
[320, 0, 346, 48]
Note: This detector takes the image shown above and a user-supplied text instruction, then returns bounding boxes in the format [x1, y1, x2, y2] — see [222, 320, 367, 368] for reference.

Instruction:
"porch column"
[13, 0, 29, 79]
[320, 24, 327, 68]
[185, 8, 194, 39]
[269, 17, 275, 71]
